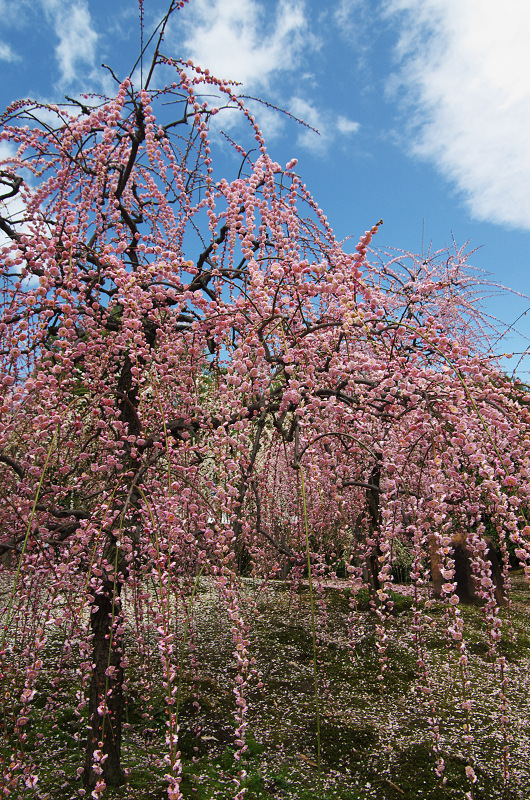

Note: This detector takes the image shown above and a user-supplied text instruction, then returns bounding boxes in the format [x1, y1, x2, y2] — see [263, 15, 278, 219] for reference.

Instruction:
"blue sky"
[1, 0, 529, 376]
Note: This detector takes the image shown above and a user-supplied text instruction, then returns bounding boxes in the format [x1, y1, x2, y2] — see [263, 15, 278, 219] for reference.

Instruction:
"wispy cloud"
[289, 97, 360, 152]
[384, 0, 530, 230]
[40, 0, 98, 87]
[333, 0, 371, 54]
[174, 0, 361, 152]
[0, 0, 30, 25]
[337, 116, 360, 135]
[0, 41, 18, 62]
[176, 0, 313, 91]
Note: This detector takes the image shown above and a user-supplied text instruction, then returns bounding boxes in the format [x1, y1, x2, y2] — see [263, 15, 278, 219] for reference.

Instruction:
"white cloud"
[334, 0, 364, 24]
[40, 0, 98, 87]
[333, 0, 370, 47]
[289, 97, 360, 152]
[0, 41, 18, 62]
[384, 0, 530, 230]
[0, 141, 32, 249]
[337, 116, 360, 135]
[177, 0, 313, 91]
[0, 140, 15, 158]
[172, 0, 361, 153]
[0, 0, 29, 25]
[289, 97, 324, 151]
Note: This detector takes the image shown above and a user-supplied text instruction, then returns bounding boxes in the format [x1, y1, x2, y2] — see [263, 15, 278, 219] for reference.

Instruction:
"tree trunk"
[430, 533, 507, 606]
[84, 572, 126, 789]
[429, 535, 444, 597]
[83, 351, 144, 788]
[365, 459, 382, 591]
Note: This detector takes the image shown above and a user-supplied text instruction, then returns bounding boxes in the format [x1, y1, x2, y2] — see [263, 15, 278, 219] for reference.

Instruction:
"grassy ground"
[2, 572, 530, 799]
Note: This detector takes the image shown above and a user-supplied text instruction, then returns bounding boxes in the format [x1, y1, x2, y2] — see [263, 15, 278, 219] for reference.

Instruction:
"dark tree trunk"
[453, 536, 507, 606]
[83, 350, 143, 788]
[429, 535, 444, 597]
[430, 534, 507, 606]
[83, 571, 126, 789]
[365, 459, 382, 591]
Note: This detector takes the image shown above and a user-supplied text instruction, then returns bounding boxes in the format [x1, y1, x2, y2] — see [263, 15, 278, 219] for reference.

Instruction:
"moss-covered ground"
[2, 572, 530, 799]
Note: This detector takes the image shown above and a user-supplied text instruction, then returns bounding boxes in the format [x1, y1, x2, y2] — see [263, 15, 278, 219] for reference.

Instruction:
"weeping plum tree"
[1, 2, 530, 797]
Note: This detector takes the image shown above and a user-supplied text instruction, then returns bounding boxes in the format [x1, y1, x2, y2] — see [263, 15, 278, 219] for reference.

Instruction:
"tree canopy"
[1, 3, 529, 797]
